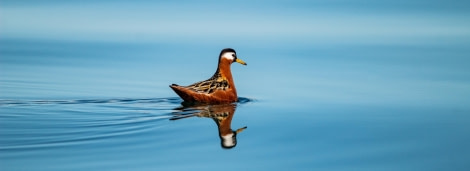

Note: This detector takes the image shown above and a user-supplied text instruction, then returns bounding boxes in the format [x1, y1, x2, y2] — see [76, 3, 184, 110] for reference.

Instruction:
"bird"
[170, 48, 247, 104]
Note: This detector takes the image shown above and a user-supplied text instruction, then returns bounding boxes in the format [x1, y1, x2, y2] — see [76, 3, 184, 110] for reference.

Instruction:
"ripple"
[0, 97, 182, 106]
[0, 97, 184, 151]
[0, 97, 255, 152]
[238, 97, 256, 104]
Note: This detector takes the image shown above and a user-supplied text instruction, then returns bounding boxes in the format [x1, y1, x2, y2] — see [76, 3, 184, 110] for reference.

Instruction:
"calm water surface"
[1, 1, 470, 171]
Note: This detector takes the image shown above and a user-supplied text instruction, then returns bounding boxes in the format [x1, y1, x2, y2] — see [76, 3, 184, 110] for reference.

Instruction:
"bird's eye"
[232, 54, 236, 57]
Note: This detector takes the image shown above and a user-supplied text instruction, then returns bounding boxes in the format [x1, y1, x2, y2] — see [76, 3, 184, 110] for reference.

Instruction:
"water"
[1, 1, 470, 170]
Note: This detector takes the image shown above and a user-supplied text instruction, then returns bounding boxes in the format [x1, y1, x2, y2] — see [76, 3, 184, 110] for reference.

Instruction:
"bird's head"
[219, 48, 247, 65]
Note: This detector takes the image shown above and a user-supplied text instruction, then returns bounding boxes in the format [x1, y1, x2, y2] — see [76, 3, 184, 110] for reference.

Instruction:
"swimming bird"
[170, 48, 247, 104]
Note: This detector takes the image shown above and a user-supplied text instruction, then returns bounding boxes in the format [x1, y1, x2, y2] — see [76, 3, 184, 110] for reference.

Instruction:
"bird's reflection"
[170, 103, 247, 149]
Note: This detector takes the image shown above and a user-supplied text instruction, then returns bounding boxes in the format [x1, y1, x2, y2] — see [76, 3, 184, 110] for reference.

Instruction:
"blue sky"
[1, 0, 470, 46]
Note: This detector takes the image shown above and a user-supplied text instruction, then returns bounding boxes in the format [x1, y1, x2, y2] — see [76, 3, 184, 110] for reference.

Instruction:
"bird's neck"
[210, 58, 237, 99]
[219, 62, 233, 80]
[214, 59, 235, 88]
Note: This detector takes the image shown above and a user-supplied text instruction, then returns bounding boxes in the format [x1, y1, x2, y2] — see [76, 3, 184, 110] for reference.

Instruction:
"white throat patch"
[221, 52, 235, 61]
[222, 133, 235, 147]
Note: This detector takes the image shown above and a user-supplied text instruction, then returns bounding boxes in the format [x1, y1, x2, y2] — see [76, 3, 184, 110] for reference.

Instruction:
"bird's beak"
[236, 126, 247, 133]
[235, 58, 247, 65]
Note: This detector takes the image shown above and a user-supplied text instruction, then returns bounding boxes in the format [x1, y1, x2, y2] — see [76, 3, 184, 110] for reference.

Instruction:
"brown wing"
[186, 76, 230, 94]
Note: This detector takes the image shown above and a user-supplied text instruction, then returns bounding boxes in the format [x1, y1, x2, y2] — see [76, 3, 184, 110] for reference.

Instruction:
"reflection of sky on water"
[1, 1, 470, 171]
[1, 0, 470, 108]
[2, 0, 470, 46]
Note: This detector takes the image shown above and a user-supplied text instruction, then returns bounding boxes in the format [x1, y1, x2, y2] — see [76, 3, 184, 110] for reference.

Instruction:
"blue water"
[1, 1, 470, 170]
